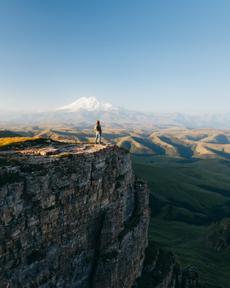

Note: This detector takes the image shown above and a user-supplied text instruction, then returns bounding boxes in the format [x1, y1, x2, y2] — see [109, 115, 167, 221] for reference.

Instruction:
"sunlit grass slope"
[0, 136, 40, 148]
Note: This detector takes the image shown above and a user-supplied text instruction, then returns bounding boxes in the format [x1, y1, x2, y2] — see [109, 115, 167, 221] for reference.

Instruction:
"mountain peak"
[57, 97, 115, 112]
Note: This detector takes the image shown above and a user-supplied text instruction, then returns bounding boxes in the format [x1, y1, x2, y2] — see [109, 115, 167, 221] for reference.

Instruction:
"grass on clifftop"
[0, 136, 55, 150]
[0, 136, 41, 148]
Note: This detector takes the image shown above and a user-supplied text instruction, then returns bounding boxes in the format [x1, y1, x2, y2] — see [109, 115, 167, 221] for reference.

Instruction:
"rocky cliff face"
[0, 143, 149, 288]
[135, 241, 200, 288]
[207, 218, 230, 251]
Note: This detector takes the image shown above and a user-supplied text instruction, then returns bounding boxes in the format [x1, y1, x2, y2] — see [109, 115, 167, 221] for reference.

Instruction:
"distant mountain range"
[1, 97, 230, 129]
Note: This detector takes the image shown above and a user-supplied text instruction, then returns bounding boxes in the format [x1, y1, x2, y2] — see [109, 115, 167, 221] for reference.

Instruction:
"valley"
[133, 156, 230, 287]
[1, 126, 230, 287]
[2, 126, 230, 159]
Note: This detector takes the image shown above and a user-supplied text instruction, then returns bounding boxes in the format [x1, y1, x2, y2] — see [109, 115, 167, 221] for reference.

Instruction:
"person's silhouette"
[94, 120, 102, 144]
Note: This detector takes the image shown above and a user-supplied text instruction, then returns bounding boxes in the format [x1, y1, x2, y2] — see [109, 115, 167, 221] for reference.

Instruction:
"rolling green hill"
[2, 126, 230, 159]
[33, 126, 230, 159]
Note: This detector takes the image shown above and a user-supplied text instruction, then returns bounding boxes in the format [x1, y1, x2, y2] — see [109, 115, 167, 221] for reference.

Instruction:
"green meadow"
[132, 156, 230, 287]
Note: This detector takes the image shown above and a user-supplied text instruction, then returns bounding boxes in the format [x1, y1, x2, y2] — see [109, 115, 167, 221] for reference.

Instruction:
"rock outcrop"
[135, 241, 223, 288]
[206, 218, 230, 251]
[135, 241, 201, 288]
[0, 142, 149, 288]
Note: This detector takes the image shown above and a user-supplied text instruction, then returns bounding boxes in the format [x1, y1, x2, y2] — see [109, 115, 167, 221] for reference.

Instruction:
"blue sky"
[0, 0, 230, 113]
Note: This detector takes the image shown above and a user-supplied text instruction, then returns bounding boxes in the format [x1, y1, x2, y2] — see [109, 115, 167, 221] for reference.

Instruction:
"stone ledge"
[0, 142, 121, 164]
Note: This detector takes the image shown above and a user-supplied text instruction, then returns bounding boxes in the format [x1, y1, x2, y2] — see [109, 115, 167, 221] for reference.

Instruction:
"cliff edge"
[0, 142, 149, 288]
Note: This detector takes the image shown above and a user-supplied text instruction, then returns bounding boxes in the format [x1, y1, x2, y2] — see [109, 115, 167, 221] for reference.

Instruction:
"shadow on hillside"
[159, 136, 193, 158]
[132, 136, 165, 155]
[206, 147, 230, 159]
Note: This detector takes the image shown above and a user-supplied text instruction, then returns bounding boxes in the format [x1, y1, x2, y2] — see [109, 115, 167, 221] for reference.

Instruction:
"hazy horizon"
[0, 96, 230, 115]
[0, 1, 230, 113]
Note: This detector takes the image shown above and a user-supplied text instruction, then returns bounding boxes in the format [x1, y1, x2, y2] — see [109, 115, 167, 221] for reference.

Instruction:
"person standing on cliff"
[94, 120, 102, 144]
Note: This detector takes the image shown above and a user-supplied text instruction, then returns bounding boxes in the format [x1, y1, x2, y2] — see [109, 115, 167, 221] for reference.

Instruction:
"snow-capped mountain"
[1, 97, 230, 129]
[57, 97, 117, 112]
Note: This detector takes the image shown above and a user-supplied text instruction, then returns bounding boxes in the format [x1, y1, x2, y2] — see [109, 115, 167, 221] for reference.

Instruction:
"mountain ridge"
[57, 96, 117, 112]
[2, 127, 230, 159]
[1, 97, 230, 129]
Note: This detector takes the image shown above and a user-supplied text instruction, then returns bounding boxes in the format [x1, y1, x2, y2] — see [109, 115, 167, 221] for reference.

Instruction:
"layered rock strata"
[0, 143, 149, 288]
